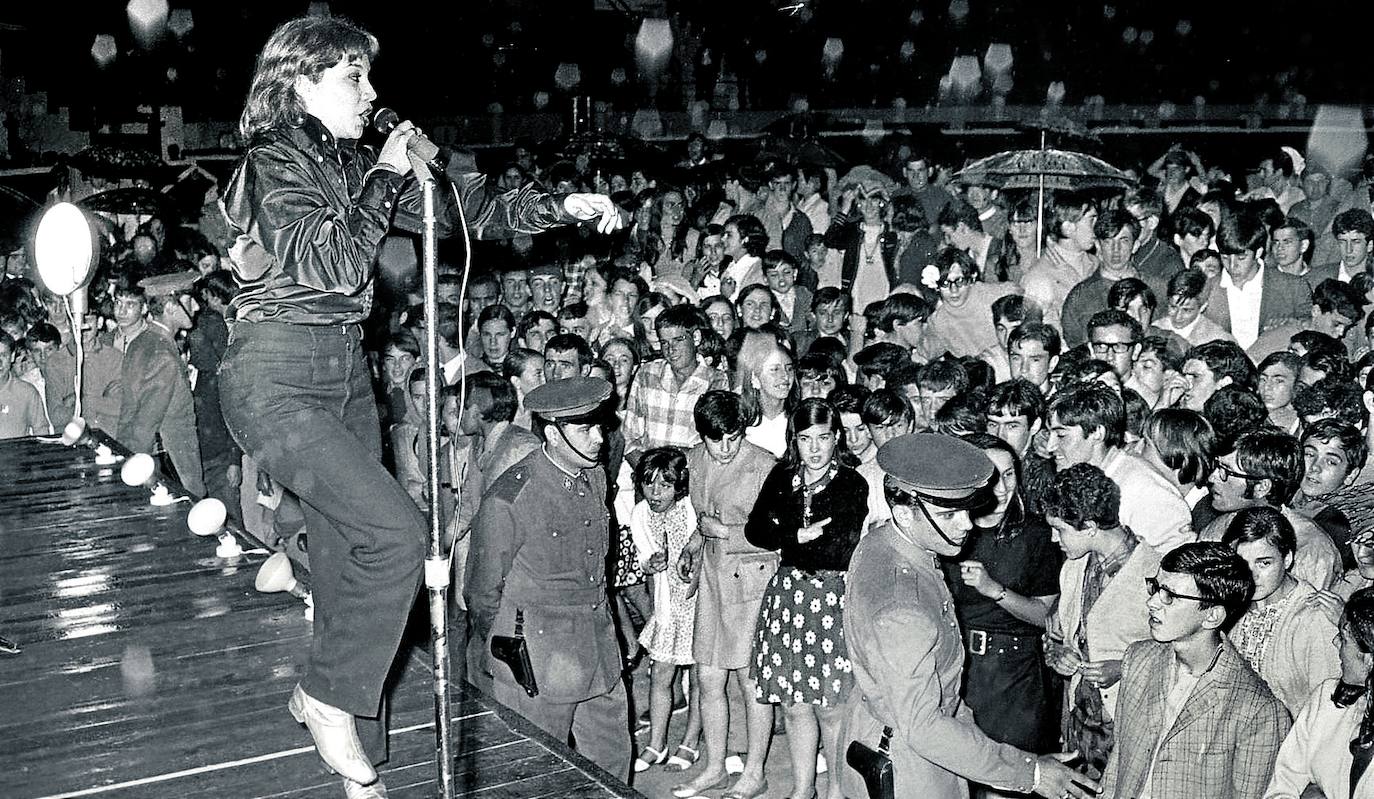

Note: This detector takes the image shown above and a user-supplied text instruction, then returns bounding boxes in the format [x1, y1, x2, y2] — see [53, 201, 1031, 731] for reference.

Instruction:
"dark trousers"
[494, 676, 632, 782]
[200, 445, 242, 523]
[220, 321, 426, 765]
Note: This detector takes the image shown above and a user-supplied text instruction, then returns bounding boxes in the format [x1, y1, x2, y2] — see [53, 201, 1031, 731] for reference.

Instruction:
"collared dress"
[746, 461, 867, 707]
[632, 497, 699, 665]
[841, 523, 1039, 799]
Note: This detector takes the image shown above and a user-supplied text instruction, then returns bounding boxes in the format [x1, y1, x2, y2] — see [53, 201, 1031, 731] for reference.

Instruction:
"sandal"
[721, 778, 769, 799]
[666, 744, 699, 771]
[633, 745, 667, 773]
[672, 774, 730, 798]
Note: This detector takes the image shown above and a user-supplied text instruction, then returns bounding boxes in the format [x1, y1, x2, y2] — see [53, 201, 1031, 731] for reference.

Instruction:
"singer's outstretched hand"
[563, 193, 625, 234]
[377, 120, 419, 175]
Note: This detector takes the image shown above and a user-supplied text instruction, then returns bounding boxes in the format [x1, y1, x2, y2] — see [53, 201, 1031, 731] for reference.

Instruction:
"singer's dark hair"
[240, 16, 379, 139]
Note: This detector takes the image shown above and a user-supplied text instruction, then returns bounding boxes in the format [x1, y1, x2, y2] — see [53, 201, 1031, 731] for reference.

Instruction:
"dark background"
[1, 0, 1369, 125]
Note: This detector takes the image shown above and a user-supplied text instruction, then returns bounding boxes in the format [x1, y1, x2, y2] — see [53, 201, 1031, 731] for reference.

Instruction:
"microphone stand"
[414, 154, 456, 799]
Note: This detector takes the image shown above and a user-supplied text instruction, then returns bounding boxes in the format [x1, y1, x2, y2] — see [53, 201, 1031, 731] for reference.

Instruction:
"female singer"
[219, 16, 618, 797]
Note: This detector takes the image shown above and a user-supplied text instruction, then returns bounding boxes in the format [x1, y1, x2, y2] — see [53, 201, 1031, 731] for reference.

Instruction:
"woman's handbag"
[845, 726, 894, 799]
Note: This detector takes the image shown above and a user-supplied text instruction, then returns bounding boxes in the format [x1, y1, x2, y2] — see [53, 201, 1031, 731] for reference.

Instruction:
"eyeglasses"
[1213, 462, 1266, 483]
[1089, 340, 1137, 356]
[1145, 577, 1210, 605]
[939, 276, 973, 290]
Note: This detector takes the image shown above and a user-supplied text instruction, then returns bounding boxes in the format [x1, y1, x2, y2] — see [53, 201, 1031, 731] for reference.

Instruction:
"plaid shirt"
[624, 357, 729, 452]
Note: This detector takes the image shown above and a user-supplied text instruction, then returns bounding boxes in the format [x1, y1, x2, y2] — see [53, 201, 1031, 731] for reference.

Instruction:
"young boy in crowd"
[982, 294, 1037, 382]
[1294, 418, 1365, 568]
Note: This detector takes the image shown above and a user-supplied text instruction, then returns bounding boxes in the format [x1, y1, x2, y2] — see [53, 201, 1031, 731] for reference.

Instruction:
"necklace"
[860, 226, 883, 267]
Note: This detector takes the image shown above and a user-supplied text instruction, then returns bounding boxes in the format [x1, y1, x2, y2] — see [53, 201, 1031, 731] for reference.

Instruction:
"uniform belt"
[516, 588, 608, 607]
[964, 628, 1038, 657]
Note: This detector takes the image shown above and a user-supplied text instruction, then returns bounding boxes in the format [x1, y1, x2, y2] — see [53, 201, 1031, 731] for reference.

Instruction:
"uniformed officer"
[840, 433, 1100, 799]
[118, 271, 204, 495]
[464, 376, 631, 781]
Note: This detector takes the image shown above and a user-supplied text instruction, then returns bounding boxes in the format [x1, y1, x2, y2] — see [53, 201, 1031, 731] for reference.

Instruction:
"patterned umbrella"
[952, 148, 1134, 192]
[952, 148, 1135, 257]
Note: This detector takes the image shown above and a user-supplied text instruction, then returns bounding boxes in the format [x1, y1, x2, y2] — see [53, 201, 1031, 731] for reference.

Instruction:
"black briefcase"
[846, 725, 894, 799]
[490, 609, 538, 697]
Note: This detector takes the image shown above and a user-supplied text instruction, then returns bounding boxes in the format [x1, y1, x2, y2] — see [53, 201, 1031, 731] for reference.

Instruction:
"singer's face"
[296, 53, 376, 140]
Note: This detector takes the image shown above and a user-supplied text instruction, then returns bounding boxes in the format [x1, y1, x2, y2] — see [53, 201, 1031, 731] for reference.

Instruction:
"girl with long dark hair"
[743, 398, 868, 799]
[943, 432, 1064, 768]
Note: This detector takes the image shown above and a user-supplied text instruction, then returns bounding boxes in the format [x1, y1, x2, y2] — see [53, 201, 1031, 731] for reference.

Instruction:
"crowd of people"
[8, 24, 1374, 798]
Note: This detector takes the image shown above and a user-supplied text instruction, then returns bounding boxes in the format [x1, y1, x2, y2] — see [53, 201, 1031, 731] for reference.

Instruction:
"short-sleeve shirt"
[942, 512, 1064, 636]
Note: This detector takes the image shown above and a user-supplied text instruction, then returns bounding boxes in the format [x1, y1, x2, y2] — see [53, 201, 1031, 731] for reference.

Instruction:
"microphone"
[372, 107, 441, 165]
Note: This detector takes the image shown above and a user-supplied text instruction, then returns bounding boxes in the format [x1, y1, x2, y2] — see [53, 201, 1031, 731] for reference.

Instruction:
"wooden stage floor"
[0, 436, 643, 799]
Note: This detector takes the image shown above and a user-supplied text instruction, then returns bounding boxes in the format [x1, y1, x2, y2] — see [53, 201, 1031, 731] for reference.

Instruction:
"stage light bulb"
[187, 498, 227, 537]
[1307, 105, 1369, 180]
[168, 8, 193, 38]
[554, 63, 581, 90]
[34, 203, 97, 297]
[121, 453, 155, 487]
[984, 43, 1013, 75]
[822, 37, 844, 66]
[256, 552, 309, 599]
[62, 418, 87, 446]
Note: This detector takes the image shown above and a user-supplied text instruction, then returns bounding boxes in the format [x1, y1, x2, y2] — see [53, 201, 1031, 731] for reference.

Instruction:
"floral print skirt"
[750, 567, 852, 707]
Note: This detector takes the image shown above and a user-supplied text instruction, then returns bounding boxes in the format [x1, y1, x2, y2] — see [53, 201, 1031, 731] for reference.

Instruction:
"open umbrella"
[952, 148, 1135, 256]
[66, 145, 169, 180]
[756, 135, 848, 169]
[78, 187, 178, 217]
[1018, 116, 1104, 151]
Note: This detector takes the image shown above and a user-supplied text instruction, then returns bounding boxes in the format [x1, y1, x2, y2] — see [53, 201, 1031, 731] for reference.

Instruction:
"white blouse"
[1265, 678, 1374, 799]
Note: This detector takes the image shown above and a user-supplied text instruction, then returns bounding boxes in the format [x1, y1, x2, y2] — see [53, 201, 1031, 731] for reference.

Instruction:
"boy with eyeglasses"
[927, 247, 1020, 359]
[1086, 309, 1143, 384]
[1100, 541, 1289, 799]
[1197, 428, 1342, 591]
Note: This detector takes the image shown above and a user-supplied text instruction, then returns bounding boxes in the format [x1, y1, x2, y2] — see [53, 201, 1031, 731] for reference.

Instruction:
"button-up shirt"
[624, 357, 729, 452]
